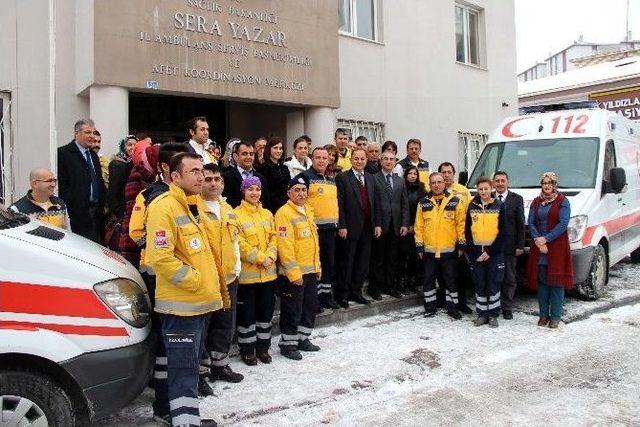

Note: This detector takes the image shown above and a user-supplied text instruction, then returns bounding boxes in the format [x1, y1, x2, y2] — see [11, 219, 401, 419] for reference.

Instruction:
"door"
[602, 139, 625, 260]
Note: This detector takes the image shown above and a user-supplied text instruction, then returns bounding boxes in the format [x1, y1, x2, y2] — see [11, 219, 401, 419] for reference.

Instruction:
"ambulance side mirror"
[609, 167, 627, 194]
[458, 171, 469, 186]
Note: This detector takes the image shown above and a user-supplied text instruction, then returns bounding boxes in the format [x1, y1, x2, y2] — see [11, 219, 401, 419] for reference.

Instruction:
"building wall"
[337, 0, 517, 171]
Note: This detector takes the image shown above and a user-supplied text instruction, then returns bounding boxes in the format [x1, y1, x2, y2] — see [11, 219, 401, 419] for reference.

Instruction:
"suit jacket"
[57, 140, 106, 237]
[373, 171, 410, 235]
[221, 167, 271, 210]
[499, 191, 526, 254]
[336, 170, 379, 240]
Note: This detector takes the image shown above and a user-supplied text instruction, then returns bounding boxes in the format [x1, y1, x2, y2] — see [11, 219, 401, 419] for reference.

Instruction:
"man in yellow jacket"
[415, 172, 466, 320]
[275, 175, 322, 361]
[146, 152, 227, 427]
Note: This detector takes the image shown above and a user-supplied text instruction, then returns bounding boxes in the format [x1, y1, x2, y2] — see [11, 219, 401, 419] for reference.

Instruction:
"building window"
[337, 119, 385, 143]
[458, 131, 487, 172]
[0, 93, 12, 205]
[455, 3, 481, 66]
[339, 0, 377, 41]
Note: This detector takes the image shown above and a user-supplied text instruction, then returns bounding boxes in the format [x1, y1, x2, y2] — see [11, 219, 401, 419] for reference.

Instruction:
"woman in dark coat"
[106, 135, 137, 218]
[397, 166, 427, 293]
[527, 172, 573, 329]
[256, 136, 290, 214]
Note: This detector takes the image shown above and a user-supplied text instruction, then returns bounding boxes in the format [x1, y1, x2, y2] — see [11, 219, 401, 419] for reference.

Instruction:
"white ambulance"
[466, 102, 640, 299]
[0, 207, 153, 426]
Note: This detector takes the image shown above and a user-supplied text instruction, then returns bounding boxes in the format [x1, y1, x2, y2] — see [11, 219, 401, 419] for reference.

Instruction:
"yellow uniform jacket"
[414, 190, 466, 258]
[234, 200, 278, 284]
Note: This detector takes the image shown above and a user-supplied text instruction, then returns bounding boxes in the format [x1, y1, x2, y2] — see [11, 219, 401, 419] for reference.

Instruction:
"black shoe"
[447, 310, 462, 320]
[210, 365, 244, 383]
[257, 351, 272, 364]
[337, 299, 350, 309]
[201, 419, 218, 427]
[368, 292, 383, 301]
[241, 354, 258, 366]
[198, 376, 214, 397]
[424, 309, 437, 318]
[350, 294, 371, 305]
[458, 304, 473, 314]
[298, 339, 321, 352]
[323, 299, 341, 309]
[388, 290, 403, 299]
[316, 306, 325, 314]
[281, 348, 303, 360]
[503, 310, 513, 320]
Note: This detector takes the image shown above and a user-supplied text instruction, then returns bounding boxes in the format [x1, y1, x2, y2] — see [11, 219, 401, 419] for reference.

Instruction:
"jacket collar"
[240, 199, 262, 213]
[26, 190, 61, 210]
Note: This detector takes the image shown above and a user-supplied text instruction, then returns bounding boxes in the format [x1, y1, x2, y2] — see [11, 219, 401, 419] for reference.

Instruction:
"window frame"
[455, 3, 482, 67]
[458, 131, 488, 173]
[0, 92, 12, 206]
[339, 0, 379, 42]
[337, 119, 385, 143]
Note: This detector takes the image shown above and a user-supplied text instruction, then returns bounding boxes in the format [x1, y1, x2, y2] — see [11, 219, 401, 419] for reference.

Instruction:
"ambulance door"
[602, 140, 625, 260]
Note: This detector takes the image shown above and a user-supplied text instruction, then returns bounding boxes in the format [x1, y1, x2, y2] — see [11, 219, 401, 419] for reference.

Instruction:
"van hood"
[511, 188, 594, 220]
[3, 220, 142, 280]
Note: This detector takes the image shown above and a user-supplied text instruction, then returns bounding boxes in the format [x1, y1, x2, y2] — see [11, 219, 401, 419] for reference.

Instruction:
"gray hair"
[428, 172, 444, 183]
[74, 119, 95, 133]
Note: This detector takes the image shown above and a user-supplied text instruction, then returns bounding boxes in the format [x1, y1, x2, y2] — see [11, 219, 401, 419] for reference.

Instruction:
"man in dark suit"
[336, 147, 379, 307]
[221, 140, 270, 209]
[369, 151, 410, 299]
[57, 119, 106, 243]
[493, 171, 525, 320]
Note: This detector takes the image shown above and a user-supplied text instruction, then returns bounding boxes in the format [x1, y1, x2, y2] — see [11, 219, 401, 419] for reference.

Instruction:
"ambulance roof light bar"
[519, 101, 600, 115]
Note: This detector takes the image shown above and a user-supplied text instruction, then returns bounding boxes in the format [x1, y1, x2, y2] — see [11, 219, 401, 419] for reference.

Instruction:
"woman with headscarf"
[222, 138, 241, 169]
[118, 143, 160, 267]
[527, 172, 573, 329]
[233, 176, 278, 366]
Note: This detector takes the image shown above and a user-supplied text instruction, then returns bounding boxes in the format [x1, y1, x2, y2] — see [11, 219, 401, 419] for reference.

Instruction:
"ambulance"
[466, 102, 640, 299]
[0, 207, 153, 426]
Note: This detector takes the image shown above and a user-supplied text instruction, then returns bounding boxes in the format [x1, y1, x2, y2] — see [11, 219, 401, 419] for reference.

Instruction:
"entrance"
[129, 93, 227, 145]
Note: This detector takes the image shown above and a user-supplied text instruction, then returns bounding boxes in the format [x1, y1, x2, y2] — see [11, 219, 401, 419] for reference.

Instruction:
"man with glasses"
[10, 167, 70, 230]
[146, 152, 227, 426]
[57, 119, 106, 242]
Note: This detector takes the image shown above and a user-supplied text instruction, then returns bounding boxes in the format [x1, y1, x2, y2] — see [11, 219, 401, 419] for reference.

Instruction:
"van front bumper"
[61, 332, 154, 421]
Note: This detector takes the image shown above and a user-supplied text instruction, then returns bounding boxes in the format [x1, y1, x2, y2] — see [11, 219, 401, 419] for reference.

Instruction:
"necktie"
[499, 194, 503, 201]
[242, 170, 249, 180]
[358, 173, 364, 187]
[84, 149, 99, 203]
[386, 174, 393, 192]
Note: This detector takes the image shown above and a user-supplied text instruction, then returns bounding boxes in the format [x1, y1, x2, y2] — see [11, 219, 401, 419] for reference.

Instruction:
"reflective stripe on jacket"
[302, 168, 338, 229]
[234, 200, 278, 284]
[146, 183, 226, 316]
[414, 191, 466, 258]
[465, 196, 506, 258]
[274, 201, 321, 283]
[203, 198, 240, 285]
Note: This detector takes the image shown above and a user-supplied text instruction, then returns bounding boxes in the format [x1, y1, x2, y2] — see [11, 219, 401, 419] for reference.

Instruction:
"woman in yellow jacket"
[234, 176, 278, 365]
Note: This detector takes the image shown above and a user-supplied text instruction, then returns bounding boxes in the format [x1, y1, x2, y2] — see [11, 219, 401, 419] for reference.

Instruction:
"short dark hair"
[265, 136, 286, 164]
[406, 138, 421, 148]
[476, 176, 492, 186]
[493, 170, 509, 179]
[293, 137, 309, 149]
[233, 140, 254, 154]
[254, 136, 268, 144]
[355, 136, 368, 143]
[169, 152, 201, 174]
[187, 116, 208, 132]
[351, 147, 367, 157]
[74, 119, 95, 133]
[300, 135, 312, 143]
[159, 142, 189, 167]
[335, 128, 350, 138]
[311, 147, 328, 157]
[381, 140, 398, 154]
[438, 162, 456, 174]
[203, 163, 222, 174]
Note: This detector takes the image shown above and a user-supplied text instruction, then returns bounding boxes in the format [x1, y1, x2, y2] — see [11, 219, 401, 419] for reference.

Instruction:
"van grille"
[26, 226, 65, 241]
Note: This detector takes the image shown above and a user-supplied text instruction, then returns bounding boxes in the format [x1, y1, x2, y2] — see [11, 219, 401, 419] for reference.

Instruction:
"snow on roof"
[518, 57, 640, 98]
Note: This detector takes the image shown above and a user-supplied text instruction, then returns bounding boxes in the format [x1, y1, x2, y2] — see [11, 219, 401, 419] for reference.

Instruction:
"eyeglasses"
[541, 181, 554, 185]
[183, 169, 204, 177]
[35, 179, 57, 184]
[204, 176, 223, 183]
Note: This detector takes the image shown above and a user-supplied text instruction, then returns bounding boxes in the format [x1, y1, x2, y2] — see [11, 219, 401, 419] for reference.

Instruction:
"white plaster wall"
[337, 0, 517, 172]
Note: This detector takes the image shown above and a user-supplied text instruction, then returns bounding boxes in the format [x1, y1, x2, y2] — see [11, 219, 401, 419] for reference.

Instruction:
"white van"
[0, 206, 153, 426]
[466, 102, 640, 299]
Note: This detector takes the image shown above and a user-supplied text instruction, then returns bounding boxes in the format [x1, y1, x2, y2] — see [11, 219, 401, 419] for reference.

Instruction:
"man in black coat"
[493, 171, 525, 319]
[369, 151, 410, 299]
[57, 119, 106, 243]
[221, 140, 270, 209]
[335, 147, 379, 307]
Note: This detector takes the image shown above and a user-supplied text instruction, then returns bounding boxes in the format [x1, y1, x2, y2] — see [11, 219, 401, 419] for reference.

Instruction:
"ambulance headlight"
[568, 215, 588, 243]
[94, 279, 151, 328]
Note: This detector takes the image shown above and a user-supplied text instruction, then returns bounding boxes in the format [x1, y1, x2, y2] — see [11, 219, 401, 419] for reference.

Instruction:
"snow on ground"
[98, 262, 640, 426]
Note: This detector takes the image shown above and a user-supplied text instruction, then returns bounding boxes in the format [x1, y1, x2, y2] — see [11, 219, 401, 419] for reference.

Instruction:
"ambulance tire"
[0, 370, 76, 427]
[576, 244, 608, 300]
[630, 247, 640, 263]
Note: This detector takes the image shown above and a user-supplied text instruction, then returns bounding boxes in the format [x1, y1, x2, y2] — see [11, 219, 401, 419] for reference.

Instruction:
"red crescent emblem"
[502, 117, 534, 138]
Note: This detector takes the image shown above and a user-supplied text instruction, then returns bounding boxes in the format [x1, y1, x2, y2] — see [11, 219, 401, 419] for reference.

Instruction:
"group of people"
[8, 117, 575, 427]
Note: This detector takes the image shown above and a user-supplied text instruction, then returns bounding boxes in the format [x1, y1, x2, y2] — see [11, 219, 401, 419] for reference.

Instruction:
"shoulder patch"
[154, 230, 168, 248]
[278, 226, 287, 237]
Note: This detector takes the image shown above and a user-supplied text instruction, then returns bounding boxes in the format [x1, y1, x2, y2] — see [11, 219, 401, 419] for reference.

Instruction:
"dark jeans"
[279, 274, 318, 350]
[537, 265, 564, 320]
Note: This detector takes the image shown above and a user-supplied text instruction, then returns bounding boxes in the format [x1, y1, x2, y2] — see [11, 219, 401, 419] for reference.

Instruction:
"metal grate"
[26, 226, 65, 241]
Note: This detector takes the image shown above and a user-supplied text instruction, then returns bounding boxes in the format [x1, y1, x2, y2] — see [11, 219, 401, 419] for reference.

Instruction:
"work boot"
[281, 347, 303, 361]
[298, 339, 321, 352]
[548, 319, 560, 329]
[323, 299, 341, 309]
[198, 376, 214, 397]
[201, 419, 218, 427]
[241, 354, 258, 366]
[488, 317, 499, 328]
[458, 304, 473, 314]
[257, 351, 272, 364]
[537, 317, 550, 327]
[502, 310, 513, 320]
[447, 309, 462, 320]
[424, 309, 437, 318]
[210, 365, 244, 383]
[473, 316, 488, 326]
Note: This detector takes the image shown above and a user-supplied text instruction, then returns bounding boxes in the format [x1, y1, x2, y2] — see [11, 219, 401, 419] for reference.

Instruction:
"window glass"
[339, 0, 352, 33]
[455, 6, 466, 63]
[468, 10, 479, 65]
[355, 0, 375, 40]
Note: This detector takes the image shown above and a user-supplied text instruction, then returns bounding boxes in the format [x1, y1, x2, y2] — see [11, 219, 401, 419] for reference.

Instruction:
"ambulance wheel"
[0, 370, 75, 427]
[630, 247, 640, 263]
[576, 244, 608, 300]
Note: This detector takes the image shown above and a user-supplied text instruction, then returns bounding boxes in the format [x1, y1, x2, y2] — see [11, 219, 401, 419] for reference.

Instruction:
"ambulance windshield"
[468, 137, 599, 189]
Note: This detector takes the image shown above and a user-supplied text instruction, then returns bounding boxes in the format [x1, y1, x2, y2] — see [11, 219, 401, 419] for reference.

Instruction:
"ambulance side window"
[602, 140, 617, 195]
